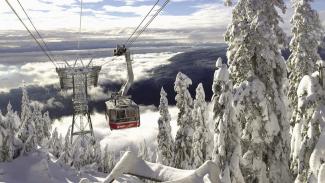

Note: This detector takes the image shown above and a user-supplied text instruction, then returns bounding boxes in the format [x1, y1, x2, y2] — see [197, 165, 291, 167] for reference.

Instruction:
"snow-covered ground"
[0, 106, 179, 183]
[0, 102, 215, 183]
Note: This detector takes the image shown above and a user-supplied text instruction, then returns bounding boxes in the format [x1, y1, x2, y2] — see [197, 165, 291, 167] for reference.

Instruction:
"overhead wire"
[15, 0, 57, 62]
[125, 0, 160, 45]
[75, 0, 85, 67]
[126, 0, 170, 47]
[98, 0, 170, 68]
[5, 0, 57, 68]
[15, 0, 71, 67]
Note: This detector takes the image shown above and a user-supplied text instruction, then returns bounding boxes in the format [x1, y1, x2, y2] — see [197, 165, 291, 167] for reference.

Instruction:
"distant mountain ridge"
[1, 46, 325, 119]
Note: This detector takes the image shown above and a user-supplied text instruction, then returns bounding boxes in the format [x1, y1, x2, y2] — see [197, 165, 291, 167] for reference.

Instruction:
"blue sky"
[0, 0, 324, 31]
[4, 0, 324, 31]
[0, 0, 324, 44]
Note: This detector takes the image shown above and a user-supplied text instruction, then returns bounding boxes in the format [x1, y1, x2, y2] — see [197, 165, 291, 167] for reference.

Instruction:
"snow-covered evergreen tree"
[92, 138, 102, 167]
[6, 102, 21, 132]
[225, 0, 291, 182]
[291, 61, 325, 183]
[0, 109, 16, 162]
[289, 0, 324, 178]
[1, 103, 22, 162]
[173, 72, 194, 169]
[19, 86, 32, 143]
[32, 103, 45, 145]
[19, 106, 38, 154]
[192, 83, 211, 168]
[212, 61, 244, 183]
[288, 0, 323, 113]
[100, 144, 115, 173]
[21, 86, 31, 129]
[42, 111, 52, 144]
[0, 111, 4, 144]
[157, 87, 174, 167]
[49, 128, 62, 158]
[59, 127, 72, 165]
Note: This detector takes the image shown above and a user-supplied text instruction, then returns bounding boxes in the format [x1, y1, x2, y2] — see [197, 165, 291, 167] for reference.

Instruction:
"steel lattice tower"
[56, 64, 101, 143]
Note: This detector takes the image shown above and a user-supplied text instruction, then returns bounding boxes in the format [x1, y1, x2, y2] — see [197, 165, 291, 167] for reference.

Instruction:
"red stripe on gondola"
[109, 121, 140, 130]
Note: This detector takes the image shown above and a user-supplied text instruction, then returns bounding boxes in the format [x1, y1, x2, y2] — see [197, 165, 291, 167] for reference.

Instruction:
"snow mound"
[0, 148, 105, 183]
[104, 151, 221, 183]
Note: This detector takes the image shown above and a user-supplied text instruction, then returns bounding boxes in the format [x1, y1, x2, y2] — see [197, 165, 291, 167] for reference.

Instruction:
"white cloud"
[103, 4, 160, 16]
[0, 52, 177, 92]
[0, 0, 232, 31]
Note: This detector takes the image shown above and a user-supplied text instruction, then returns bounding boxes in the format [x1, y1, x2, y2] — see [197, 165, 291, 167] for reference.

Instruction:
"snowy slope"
[0, 95, 218, 183]
[0, 148, 105, 183]
[0, 106, 180, 183]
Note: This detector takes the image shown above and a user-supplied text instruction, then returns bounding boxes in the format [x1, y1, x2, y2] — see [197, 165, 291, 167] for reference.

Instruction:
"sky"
[1, 0, 324, 32]
[0, 0, 232, 31]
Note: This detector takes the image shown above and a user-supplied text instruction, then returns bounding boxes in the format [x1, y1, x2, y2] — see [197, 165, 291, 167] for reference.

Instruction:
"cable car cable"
[128, 0, 170, 46]
[15, 0, 57, 63]
[129, 0, 169, 46]
[125, 0, 160, 45]
[5, 0, 57, 68]
[127, 0, 170, 47]
[77, 0, 84, 67]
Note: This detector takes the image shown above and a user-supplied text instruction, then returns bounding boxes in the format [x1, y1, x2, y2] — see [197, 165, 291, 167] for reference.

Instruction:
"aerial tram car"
[104, 0, 170, 130]
[105, 45, 140, 130]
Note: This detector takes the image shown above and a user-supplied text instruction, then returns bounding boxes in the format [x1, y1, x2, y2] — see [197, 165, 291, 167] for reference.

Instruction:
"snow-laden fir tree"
[289, 0, 324, 177]
[92, 138, 102, 167]
[100, 144, 115, 173]
[287, 0, 323, 113]
[32, 103, 45, 145]
[225, 0, 291, 182]
[291, 60, 325, 183]
[71, 136, 99, 170]
[0, 112, 7, 161]
[19, 87, 35, 148]
[0, 109, 16, 162]
[212, 60, 244, 183]
[49, 128, 62, 158]
[21, 86, 31, 130]
[59, 127, 72, 165]
[20, 110, 37, 155]
[42, 111, 52, 143]
[157, 87, 174, 167]
[173, 72, 194, 169]
[192, 83, 211, 168]
[6, 102, 21, 132]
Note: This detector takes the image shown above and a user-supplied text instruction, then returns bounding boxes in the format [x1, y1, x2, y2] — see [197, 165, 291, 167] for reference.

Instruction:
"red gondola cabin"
[105, 97, 140, 130]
